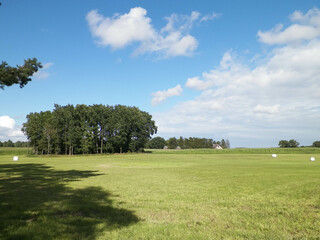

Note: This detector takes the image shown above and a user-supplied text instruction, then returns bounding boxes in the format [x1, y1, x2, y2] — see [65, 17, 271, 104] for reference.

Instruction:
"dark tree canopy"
[312, 141, 320, 148]
[167, 137, 178, 149]
[147, 137, 167, 149]
[0, 58, 42, 89]
[22, 104, 157, 155]
[278, 139, 300, 148]
[0, 140, 14, 147]
[166, 137, 229, 149]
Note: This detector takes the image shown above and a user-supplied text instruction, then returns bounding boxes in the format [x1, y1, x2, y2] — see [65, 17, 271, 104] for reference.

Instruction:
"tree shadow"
[0, 164, 139, 240]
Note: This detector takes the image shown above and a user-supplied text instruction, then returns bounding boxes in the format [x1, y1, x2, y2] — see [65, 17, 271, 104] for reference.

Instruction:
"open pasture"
[0, 149, 319, 239]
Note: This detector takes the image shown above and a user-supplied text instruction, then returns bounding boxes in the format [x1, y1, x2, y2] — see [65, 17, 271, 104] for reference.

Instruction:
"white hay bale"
[13, 156, 19, 161]
[310, 157, 315, 162]
[272, 154, 277, 158]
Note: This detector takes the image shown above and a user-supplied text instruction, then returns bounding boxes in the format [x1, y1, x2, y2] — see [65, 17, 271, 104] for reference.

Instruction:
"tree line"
[278, 139, 300, 148]
[146, 136, 230, 149]
[0, 140, 29, 148]
[22, 104, 157, 155]
[278, 139, 320, 148]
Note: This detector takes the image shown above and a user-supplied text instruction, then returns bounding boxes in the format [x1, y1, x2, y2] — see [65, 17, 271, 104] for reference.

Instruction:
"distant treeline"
[22, 104, 157, 155]
[0, 140, 29, 148]
[147, 136, 230, 149]
[278, 139, 320, 148]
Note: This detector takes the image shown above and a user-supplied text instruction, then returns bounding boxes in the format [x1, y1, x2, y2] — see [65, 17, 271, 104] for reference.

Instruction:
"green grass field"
[1, 148, 320, 239]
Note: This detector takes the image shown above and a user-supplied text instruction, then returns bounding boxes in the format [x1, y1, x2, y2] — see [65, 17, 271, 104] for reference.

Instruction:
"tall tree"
[178, 136, 186, 149]
[167, 137, 178, 149]
[41, 111, 57, 154]
[312, 140, 320, 148]
[288, 139, 300, 148]
[128, 108, 157, 152]
[220, 139, 226, 149]
[90, 104, 112, 153]
[225, 139, 231, 149]
[52, 104, 76, 155]
[0, 58, 42, 89]
[74, 104, 91, 154]
[22, 112, 43, 154]
[278, 140, 289, 148]
[147, 137, 166, 149]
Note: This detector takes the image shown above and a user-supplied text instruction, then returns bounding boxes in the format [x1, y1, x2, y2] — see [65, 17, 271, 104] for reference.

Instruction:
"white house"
[212, 144, 223, 149]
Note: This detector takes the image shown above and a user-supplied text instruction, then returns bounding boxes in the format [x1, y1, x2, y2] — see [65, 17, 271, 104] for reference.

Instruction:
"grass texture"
[0, 148, 319, 239]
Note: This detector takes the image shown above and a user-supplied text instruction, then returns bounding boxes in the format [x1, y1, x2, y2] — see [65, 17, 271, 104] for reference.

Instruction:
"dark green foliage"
[0, 58, 42, 89]
[147, 137, 167, 149]
[167, 137, 178, 149]
[12, 141, 29, 147]
[0, 140, 14, 147]
[225, 139, 231, 149]
[278, 139, 300, 148]
[312, 140, 320, 148]
[180, 137, 212, 149]
[220, 139, 226, 148]
[0, 140, 29, 148]
[288, 139, 300, 148]
[22, 104, 157, 154]
[168, 137, 230, 149]
[279, 140, 289, 148]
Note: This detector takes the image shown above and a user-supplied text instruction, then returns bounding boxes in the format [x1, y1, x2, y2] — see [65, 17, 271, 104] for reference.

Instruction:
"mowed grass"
[0, 149, 319, 239]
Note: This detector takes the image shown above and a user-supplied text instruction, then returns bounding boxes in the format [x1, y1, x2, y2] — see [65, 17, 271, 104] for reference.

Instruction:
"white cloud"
[185, 77, 212, 91]
[161, 34, 198, 57]
[0, 116, 15, 129]
[86, 8, 156, 49]
[151, 85, 183, 106]
[154, 8, 320, 147]
[185, 51, 247, 91]
[200, 12, 221, 22]
[87, 7, 215, 58]
[0, 116, 26, 142]
[258, 7, 320, 44]
[253, 104, 280, 114]
[33, 62, 53, 80]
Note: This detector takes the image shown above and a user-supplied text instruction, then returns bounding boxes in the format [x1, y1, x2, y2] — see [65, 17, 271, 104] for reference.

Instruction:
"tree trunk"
[69, 145, 72, 155]
[100, 127, 103, 154]
[47, 137, 50, 155]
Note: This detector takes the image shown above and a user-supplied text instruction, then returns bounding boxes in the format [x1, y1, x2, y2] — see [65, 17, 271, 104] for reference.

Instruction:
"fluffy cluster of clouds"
[258, 8, 320, 45]
[153, 8, 320, 147]
[0, 116, 25, 142]
[151, 85, 183, 106]
[86, 7, 218, 58]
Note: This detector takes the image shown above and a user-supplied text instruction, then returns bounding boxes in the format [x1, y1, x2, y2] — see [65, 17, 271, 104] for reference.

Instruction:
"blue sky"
[1, 0, 319, 147]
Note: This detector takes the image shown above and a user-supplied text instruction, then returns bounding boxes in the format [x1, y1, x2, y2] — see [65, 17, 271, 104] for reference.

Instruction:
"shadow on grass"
[0, 164, 139, 240]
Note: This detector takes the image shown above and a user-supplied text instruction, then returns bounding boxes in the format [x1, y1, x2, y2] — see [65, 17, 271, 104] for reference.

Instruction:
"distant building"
[163, 146, 168, 149]
[212, 144, 223, 149]
[176, 146, 181, 150]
